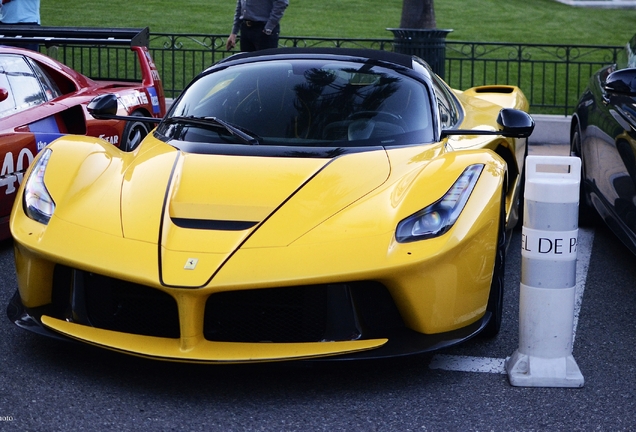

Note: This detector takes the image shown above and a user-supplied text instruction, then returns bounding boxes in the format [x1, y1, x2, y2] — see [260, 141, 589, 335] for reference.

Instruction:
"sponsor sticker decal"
[147, 87, 160, 114]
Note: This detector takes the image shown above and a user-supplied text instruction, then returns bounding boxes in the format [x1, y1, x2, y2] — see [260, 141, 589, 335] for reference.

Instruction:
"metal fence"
[444, 41, 622, 115]
[47, 33, 623, 115]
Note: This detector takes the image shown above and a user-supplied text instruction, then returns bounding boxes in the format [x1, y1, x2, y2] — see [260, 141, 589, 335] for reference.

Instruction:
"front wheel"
[121, 112, 151, 152]
[571, 128, 599, 227]
[481, 188, 506, 338]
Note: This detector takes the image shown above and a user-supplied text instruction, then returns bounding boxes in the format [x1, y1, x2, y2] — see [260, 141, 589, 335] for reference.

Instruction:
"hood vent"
[170, 218, 258, 231]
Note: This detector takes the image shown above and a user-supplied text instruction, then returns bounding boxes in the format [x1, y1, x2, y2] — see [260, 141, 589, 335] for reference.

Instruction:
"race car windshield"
[160, 59, 435, 147]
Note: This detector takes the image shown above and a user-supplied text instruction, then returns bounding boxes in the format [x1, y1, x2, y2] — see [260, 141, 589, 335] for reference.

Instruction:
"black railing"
[44, 33, 622, 115]
[443, 41, 621, 115]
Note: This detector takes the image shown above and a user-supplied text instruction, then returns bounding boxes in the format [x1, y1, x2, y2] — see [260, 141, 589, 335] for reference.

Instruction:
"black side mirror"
[441, 108, 534, 139]
[496, 108, 535, 138]
[604, 68, 636, 95]
[87, 93, 119, 117]
[87, 93, 160, 124]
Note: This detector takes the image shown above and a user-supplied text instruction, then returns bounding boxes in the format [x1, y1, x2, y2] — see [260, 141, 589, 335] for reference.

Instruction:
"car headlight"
[23, 148, 55, 224]
[396, 164, 484, 243]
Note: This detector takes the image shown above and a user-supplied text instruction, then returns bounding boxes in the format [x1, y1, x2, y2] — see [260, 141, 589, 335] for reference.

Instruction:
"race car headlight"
[23, 148, 55, 224]
[396, 164, 484, 243]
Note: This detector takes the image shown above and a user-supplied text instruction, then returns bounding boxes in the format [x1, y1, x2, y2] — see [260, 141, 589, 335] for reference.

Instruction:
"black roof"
[218, 47, 416, 69]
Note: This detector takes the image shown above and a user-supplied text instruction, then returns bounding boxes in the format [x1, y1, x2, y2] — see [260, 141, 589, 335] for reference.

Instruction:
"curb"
[553, 0, 636, 7]
[531, 114, 571, 145]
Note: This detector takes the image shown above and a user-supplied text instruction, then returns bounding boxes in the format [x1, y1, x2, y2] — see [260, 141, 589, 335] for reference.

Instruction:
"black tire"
[481, 188, 506, 338]
[514, 163, 526, 231]
[121, 112, 151, 152]
[571, 128, 599, 227]
[513, 141, 529, 231]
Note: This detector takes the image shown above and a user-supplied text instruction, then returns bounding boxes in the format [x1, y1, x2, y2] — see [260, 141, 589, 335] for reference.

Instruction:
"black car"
[571, 34, 636, 253]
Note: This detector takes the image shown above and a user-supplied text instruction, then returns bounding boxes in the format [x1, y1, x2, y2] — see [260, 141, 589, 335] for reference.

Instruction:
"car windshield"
[159, 59, 434, 147]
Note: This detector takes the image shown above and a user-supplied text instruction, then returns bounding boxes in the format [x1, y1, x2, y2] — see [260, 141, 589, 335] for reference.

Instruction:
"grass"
[42, 0, 636, 45]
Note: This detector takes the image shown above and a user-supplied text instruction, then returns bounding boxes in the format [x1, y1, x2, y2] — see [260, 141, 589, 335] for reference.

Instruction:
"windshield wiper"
[164, 116, 260, 145]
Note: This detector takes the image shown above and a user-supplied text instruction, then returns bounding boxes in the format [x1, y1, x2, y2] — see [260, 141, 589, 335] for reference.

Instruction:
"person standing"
[0, 0, 41, 25]
[226, 0, 289, 52]
[0, 0, 41, 51]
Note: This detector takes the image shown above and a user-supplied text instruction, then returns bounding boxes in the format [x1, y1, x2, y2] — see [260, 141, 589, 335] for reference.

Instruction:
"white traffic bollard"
[506, 155, 584, 388]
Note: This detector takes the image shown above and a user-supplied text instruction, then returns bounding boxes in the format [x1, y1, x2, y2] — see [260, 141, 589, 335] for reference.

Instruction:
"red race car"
[0, 27, 166, 240]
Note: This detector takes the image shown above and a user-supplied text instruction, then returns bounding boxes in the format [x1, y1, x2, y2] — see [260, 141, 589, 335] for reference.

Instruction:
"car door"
[587, 67, 636, 232]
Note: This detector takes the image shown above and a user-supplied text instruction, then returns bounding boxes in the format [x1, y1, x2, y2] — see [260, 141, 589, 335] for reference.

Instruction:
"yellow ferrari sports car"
[7, 48, 533, 363]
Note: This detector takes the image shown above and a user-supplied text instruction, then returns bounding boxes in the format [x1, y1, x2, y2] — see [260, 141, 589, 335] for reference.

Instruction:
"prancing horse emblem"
[185, 258, 198, 270]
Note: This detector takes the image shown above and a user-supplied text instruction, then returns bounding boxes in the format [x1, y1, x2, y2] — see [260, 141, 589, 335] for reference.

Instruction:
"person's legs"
[254, 24, 280, 50]
[239, 22, 258, 52]
[240, 21, 280, 52]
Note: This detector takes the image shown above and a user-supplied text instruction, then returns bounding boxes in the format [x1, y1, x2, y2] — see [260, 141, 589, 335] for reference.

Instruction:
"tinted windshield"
[159, 59, 434, 147]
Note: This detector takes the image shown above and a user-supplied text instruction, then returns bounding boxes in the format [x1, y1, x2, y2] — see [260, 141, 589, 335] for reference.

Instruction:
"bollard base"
[505, 350, 584, 388]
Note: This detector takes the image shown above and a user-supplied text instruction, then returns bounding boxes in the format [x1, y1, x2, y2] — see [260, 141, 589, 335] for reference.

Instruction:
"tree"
[400, 0, 436, 29]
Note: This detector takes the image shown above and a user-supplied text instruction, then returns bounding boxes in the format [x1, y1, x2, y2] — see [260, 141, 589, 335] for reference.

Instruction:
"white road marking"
[428, 228, 595, 374]
[572, 227, 594, 343]
[429, 355, 507, 374]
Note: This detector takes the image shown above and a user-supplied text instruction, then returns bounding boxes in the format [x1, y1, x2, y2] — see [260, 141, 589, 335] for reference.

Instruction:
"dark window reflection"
[164, 59, 434, 147]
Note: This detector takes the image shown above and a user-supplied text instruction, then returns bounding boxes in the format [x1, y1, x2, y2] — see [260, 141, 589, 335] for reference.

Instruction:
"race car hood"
[120, 143, 391, 287]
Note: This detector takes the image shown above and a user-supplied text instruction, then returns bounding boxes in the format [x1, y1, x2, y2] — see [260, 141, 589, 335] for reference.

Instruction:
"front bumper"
[8, 284, 490, 363]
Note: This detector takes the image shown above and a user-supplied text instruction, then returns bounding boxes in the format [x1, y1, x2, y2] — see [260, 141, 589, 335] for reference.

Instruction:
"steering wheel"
[347, 111, 407, 128]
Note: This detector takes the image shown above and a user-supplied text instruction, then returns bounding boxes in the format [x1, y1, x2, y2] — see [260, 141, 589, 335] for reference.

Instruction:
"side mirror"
[87, 93, 161, 124]
[87, 93, 119, 117]
[496, 108, 535, 138]
[441, 108, 534, 139]
[604, 68, 636, 95]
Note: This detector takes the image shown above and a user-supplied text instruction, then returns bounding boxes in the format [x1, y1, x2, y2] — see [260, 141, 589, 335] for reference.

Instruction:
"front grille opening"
[204, 285, 329, 343]
[203, 282, 405, 343]
[350, 282, 405, 334]
[49, 267, 406, 344]
[83, 273, 180, 338]
[51, 265, 181, 339]
[51, 264, 73, 317]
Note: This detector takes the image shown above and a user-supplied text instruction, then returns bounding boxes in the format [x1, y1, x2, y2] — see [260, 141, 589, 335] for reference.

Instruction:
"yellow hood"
[124, 144, 391, 287]
[36, 137, 391, 287]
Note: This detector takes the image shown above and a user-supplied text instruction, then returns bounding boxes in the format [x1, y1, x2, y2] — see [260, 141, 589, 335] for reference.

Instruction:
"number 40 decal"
[0, 148, 35, 194]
